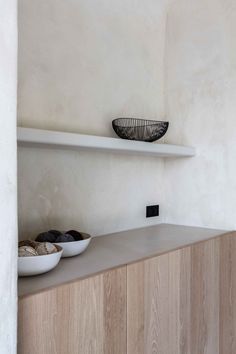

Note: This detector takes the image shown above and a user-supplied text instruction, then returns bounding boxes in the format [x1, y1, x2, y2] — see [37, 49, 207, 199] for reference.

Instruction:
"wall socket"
[146, 205, 159, 218]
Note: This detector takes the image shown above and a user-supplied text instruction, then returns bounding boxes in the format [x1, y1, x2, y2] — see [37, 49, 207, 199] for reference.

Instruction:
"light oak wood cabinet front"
[18, 267, 127, 354]
[127, 239, 219, 354]
[18, 233, 236, 354]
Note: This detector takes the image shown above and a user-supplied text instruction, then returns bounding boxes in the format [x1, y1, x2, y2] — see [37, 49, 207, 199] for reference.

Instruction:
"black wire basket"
[112, 118, 169, 142]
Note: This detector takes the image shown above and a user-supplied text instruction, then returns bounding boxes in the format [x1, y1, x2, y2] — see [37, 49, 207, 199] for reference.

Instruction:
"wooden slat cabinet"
[219, 233, 236, 354]
[18, 267, 127, 354]
[127, 238, 220, 354]
[127, 246, 192, 354]
[127, 235, 236, 354]
[18, 233, 236, 354]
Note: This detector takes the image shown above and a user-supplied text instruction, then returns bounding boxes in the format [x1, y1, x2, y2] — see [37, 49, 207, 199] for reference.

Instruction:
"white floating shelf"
[17, 127, 196, 158]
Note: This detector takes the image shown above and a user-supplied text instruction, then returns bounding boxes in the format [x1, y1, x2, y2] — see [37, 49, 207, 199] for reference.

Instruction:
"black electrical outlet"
[146, 205, 159, 218]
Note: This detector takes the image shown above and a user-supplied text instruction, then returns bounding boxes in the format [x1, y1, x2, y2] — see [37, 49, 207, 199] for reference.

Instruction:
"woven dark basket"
[112, 118, 169, 142]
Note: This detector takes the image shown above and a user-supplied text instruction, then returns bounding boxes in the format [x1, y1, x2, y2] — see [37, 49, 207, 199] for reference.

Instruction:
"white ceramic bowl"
[18, 245, 63, 277]
[54, 233, 91, 258]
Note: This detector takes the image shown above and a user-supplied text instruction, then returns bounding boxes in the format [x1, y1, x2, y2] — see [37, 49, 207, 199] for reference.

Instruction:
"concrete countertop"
[18, 223, 230, 298]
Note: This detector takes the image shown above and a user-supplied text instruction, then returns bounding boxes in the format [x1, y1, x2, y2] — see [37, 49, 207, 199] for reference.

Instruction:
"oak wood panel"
[144, 254, 169, 354]
[18, 267, 126, 354]
[103, 267, 127, 354]
[171, 246, 191, 354]
[127, 247, 191, 354]
[219, 232, 236, 354]
[127, 260, 145, 354]
[191, 238, 219, 354]
[18, 286, 59, 354]
[127, 238, 220, 354]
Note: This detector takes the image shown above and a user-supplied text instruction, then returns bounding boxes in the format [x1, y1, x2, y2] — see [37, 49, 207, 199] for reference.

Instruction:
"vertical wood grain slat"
[127, 261, 145, 354]
[127, 248, 191, 354]
[103, 267, 127, 354]
[220, 233, 236, 354]
[58, 276, 104, 354]
[18, 275, 104, 354]
[190, 238, 219, 354]
[18, 267, 126, 354]
[169, 247, 191, 354]
[144, 254, 169, 354]
[18, 288, 58, 354]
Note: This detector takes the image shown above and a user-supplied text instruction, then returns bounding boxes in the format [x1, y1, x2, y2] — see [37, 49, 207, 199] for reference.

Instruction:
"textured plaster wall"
[18, 0, 235, 237]
[18, 0, 167, 239]
[0, 0, 17, 352]
[164, 0, 236, 229]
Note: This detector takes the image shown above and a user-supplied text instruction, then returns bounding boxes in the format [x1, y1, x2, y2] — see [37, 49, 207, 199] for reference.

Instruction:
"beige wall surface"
[18, 0, 167, 239]
[165, 0, 236, 229]
[18, 0, 236, 238]
[0, 0, 18, 352]
[18, 0, 167, 136]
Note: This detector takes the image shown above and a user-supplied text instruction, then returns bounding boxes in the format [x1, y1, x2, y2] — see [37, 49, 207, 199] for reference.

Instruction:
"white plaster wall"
[165, 0, 236, 229]
[18, 148, 163, 238]
[18, 0, 167, 238]
[18, 0, 167, 135]
[0, 0, 17, 352]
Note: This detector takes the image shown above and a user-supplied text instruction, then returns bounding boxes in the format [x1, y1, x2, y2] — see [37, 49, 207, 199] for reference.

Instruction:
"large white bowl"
[18, 245, 63, 277]
[54, 233, 91, 258]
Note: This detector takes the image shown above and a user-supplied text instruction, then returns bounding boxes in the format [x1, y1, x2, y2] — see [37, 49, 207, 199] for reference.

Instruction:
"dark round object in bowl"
[66, 230, 84, 241]
[48, 229, 63, 237]
[55, 234, 75, 243]
[35, 231, 57, 243]
[112, 118, 169, 142]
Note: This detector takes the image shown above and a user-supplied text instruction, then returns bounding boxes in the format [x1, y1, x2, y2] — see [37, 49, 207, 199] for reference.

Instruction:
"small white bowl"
[54, 233, 91, 258]
[18, 245, 63, 277]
